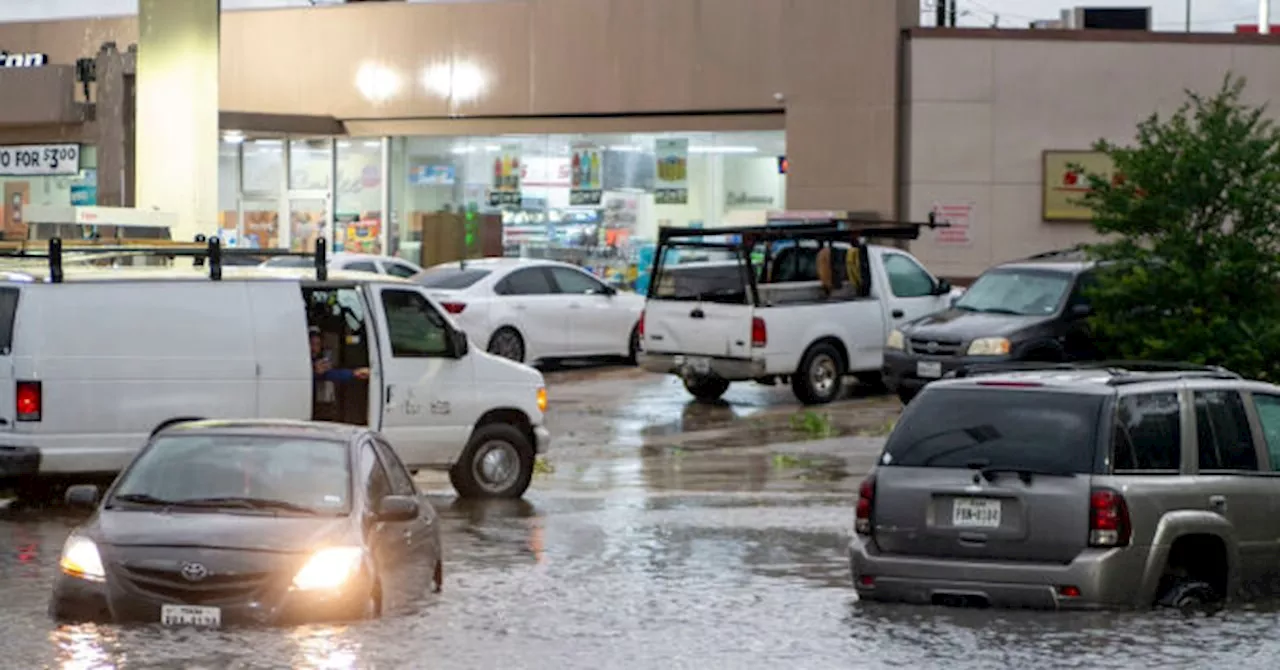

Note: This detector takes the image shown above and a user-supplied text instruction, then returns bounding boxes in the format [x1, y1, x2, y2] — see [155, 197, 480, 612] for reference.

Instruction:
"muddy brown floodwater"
[3, 364, 1280, 669]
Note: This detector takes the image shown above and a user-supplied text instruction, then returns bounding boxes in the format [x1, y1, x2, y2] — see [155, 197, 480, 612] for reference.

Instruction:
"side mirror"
[65, 484, 100, 508]
[934, 278, 952, 295]
[376, 494, 420, 522]
[449, 329, 469, 358]
[1070, 303, 1093, 317]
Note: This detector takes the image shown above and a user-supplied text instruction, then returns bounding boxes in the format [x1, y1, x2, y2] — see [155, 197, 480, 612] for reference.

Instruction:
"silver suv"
[849, 362, 1280, 610]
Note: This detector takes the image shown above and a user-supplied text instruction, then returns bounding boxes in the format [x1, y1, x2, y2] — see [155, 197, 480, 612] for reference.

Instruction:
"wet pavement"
[2, 365, 1278, 669]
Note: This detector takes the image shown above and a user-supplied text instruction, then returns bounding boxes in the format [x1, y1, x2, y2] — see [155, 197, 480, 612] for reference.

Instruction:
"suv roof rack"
[1018, 246, 1090, 262]
[656, 211, 951, 245]
[0, 235, 329, 284]
[949, 360, 1241, 384]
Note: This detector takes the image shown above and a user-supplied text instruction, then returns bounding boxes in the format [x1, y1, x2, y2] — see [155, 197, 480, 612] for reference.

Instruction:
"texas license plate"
[917, 361, 943, 378]
[685, 356, 711, 374]
[160, 604, 222, 627]
[952, 498, 1002, 528]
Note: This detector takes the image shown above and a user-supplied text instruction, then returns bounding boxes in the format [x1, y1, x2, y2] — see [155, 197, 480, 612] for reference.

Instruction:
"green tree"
[1079, 74, 1280, 379]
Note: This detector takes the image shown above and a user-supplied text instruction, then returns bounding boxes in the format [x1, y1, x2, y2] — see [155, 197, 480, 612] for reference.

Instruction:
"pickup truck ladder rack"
[0, 236, 328, 284]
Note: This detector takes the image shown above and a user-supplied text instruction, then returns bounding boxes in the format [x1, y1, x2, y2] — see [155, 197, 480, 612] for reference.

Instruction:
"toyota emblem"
[180, 562, 209, 582]
[926, 341, 939, 353]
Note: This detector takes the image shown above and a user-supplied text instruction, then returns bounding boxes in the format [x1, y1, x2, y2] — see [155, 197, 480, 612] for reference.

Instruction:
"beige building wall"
[0, 0, 915, 221]
[904, 29, 1280, 281]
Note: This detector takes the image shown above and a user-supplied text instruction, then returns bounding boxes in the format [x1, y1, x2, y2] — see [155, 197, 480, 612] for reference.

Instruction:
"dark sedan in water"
[50, 419, 443, 627]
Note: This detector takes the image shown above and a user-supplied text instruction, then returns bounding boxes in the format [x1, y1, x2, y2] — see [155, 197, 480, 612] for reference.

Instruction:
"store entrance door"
[238, 197, 281, 249]
[287, 191, 330, 252]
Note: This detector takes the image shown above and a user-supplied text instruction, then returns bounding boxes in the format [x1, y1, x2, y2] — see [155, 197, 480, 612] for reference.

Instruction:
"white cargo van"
[0, 239, 549, 500]
[638, 218, 952, 405]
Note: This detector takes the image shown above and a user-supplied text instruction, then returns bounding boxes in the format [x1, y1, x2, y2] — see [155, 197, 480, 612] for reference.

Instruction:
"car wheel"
[792, 342, 845, 405]
[487, 328, 526, 363]
[683, 375, 730, 401]
[626, 325, 641, 365]
[1156, 579, 1221, 614]
[449, 423, 535, 499]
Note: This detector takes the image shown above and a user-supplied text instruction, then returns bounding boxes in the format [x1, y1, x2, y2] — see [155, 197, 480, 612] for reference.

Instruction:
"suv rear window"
[881, 387, 1104, 473]
[415, 267, 491, 289]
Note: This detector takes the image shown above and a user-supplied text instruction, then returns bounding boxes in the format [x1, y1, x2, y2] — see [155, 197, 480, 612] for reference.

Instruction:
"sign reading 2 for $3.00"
[0, 144, 81, 177]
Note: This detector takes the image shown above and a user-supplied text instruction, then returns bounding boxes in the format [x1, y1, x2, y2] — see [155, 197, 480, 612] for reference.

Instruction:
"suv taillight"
[1089, 487, 1130, 547]
[855, 475, 876, 535]
[751, 317, 767, 348]
[441, 302, 466, 314]
[16, 380, 41, 422]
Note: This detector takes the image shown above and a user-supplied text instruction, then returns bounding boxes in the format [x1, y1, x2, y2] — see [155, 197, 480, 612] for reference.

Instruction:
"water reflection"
[49, 624, 118, 670]
[289, 625, 362, 670]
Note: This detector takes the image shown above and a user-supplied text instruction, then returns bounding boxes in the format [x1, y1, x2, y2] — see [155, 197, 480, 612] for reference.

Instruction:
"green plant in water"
[790, 410, 835, 438]
[533, 456, 555, 475]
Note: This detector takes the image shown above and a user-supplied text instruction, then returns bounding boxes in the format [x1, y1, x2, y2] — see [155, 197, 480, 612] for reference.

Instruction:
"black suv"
[882, 250, 1098, 404]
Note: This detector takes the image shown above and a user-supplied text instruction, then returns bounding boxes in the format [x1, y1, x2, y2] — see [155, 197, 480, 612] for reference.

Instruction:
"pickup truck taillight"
[1088, 488, 1131, 547]
[855, 475, 876, 535]
[16, 380, 41, 422]
[751, 317, 767, 348]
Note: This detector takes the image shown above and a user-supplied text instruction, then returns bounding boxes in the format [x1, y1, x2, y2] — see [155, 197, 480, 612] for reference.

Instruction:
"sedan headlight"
[886, 329, 905, 351]
[59, 534, 105, 582]
[291, 547, 364, 591]
[967, 337, 1012, 356]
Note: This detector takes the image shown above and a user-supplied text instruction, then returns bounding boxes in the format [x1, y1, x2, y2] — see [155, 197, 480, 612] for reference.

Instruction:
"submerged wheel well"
[1163, 534, 1229, 598]
[150, 417, 204, 437]
[474, 408, 536, 453]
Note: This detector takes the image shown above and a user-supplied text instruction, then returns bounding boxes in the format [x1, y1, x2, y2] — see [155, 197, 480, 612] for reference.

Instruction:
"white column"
[1262, 0, 1272, 34]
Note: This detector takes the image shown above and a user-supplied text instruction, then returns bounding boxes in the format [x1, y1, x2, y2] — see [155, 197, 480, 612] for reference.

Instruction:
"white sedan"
[414, 258, 646, 365]
[261, 252, 422, 278]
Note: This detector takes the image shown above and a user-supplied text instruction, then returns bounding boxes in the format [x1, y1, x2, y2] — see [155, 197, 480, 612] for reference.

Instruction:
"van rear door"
[871, 385, 1104, 563]
[0, 287, 18, 431]
[642, 255, 754, 359]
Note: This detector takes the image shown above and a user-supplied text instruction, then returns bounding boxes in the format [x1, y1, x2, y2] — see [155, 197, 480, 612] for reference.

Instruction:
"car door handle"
[690, 308, 705, 319]
[891, 309, 904, 318]
[1209, 495, 1227, 512]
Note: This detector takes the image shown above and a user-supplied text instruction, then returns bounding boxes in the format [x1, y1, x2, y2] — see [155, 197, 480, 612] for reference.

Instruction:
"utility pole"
[1184, 0, 1191, 32]
[1262, 0, 1271, 34]
[948, 0, 957, 27]
[935, 0, 947, 27]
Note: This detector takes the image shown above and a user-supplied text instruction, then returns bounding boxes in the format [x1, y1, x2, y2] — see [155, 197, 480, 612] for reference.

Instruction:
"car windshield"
[954, 269, 1072, 316]
[109, 435, 351, 515]
[415, 266, 492, 289]
[881, 388, 1104, 473]
[261, 257, 313, 268]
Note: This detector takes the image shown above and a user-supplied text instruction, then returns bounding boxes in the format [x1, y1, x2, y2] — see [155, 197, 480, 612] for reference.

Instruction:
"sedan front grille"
[117, 565, 274, 605]
[908, 337, 963, 357]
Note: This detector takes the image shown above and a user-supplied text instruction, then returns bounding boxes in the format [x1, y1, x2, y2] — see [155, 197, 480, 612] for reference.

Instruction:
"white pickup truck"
[637, 219, 953, 405]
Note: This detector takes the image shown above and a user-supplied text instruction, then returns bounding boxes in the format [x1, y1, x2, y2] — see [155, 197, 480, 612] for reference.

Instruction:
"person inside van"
[310, 327, 369, 382]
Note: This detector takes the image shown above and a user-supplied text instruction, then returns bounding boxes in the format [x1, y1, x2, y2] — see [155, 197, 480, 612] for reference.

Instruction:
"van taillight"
[638, 310, 645, 338]
[855, 475, 876, 535]
[15, 381, 41, 422]
[1089, 488, 1130, 547]
[441, 302, 466, 315]
[751, 317, 767, 348]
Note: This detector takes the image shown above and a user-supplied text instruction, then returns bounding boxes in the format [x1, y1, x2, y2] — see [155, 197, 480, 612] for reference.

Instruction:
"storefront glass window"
[288, 138, 331, 251]
[389, 130, 785, 289]
[1, 145, 98, 240]
[217, 139, 241, 237]
[238, 139, 284, 247]
[335, 139, 383, 254]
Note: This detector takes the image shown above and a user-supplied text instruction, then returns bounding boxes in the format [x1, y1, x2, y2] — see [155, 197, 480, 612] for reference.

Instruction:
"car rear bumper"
[637, 353, 766, 380]
[49, 568, 375, 626]
[848, 535, 1148, 610]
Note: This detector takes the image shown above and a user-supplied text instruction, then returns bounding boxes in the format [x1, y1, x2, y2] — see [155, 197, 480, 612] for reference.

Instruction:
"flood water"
[4, 367, 1278, 668]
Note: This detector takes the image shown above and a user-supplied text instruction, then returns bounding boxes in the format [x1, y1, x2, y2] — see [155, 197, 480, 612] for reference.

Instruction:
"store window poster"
[569, 142, 603, 206]
[654, 138, 689, 205]
[487, 144, 523, 208]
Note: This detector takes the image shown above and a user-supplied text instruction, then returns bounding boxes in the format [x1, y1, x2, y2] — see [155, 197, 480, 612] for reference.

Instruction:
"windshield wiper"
[971, 463, 1076, 484]
[108, 493, 177, 508]
[975, 307, 1024, 315]
[174, 497, 319, 515]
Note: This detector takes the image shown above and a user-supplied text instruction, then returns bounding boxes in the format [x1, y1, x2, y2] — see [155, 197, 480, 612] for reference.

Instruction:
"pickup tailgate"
[643, 299, 753, 359]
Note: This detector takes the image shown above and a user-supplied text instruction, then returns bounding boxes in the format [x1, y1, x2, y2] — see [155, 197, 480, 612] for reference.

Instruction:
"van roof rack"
[949, 360, 1241, 384]
[0, 235, 329, 283]
[656, 211, 951, 245]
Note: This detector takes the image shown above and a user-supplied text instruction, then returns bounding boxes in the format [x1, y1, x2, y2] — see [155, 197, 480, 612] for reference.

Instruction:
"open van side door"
[365, 283, 477, 469]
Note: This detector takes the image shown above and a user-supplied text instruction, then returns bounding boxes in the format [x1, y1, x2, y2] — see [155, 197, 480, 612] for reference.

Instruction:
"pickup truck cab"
[637, 218, 952, 405]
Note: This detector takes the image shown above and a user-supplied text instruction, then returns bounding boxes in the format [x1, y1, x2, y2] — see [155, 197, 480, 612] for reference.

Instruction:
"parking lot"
[6, 364, 1280, 669]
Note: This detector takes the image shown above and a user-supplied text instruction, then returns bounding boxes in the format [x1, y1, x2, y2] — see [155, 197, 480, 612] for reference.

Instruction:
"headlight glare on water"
[291, 546, 364, 591]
